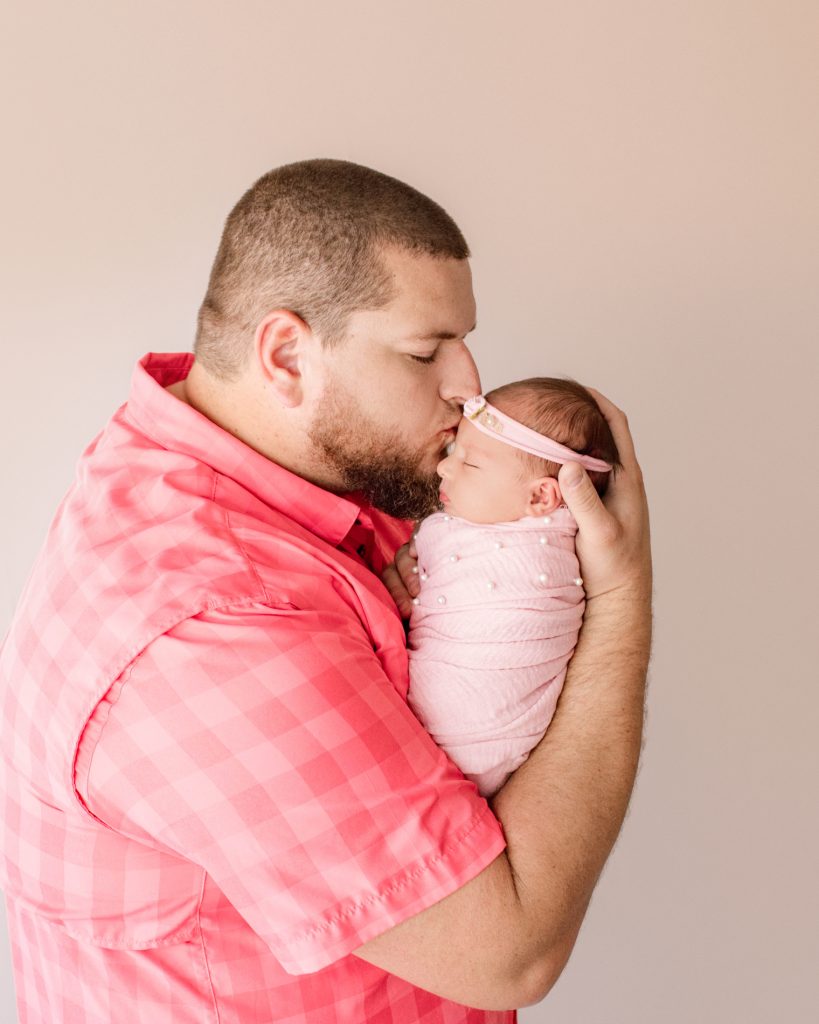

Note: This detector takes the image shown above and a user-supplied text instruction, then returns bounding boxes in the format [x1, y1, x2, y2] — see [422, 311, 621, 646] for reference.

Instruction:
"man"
[0, 159, 652, 1022]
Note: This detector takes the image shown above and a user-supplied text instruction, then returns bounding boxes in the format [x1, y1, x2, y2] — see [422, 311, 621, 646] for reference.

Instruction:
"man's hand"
[381, 532, 421, 618]
[558, 388, 651, 601]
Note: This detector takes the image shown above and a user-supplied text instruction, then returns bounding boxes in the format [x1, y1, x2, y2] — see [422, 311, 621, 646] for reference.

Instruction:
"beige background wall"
[1, 2, 817, 1020]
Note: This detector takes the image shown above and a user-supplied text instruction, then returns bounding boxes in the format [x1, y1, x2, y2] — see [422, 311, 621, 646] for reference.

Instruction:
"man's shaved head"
[195, 159, 470, 379]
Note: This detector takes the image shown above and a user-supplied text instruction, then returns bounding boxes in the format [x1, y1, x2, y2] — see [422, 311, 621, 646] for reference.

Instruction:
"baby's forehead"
[455, 416, 519, 463]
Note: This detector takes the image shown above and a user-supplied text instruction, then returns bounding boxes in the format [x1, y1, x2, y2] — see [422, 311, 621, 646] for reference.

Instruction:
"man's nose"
[440, 341, 481, 406]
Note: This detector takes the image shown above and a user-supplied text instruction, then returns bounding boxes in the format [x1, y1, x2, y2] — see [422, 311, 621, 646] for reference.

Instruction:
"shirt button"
[357, 544, 367, 557]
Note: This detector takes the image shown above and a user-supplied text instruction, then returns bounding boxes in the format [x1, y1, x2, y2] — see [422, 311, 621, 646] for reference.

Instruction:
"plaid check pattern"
[0, 353, 511, 1023]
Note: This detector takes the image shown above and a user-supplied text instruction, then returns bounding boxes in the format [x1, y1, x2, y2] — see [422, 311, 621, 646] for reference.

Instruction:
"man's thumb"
[559, 461, 600, 520]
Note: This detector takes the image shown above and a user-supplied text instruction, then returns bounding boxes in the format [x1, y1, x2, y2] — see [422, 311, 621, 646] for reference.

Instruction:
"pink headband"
[462, 396, 613, 473]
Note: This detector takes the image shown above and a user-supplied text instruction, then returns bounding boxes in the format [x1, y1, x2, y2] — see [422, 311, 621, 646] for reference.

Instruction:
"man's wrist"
[564, 582, 653, 705]
[583, 576, 653, 630]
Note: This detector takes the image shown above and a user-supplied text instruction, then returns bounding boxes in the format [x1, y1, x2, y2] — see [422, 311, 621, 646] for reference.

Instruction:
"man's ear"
[253, 310, 313, 409]
[523, 476, 563, 517]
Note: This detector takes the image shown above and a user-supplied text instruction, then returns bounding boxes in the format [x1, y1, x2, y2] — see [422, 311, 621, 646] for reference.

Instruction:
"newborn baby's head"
[437, 378, 620, 524]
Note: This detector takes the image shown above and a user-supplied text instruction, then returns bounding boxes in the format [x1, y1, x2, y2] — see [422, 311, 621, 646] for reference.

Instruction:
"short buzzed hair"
[194, 159, 470, 379]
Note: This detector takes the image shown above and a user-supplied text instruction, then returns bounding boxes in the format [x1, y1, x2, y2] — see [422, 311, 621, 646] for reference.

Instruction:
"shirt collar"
[125, 352, 363, 547]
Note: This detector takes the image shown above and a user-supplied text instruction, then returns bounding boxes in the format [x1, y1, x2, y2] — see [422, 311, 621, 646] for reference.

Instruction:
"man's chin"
[308, 405, 444, 520]
[362, 475, 442, 521]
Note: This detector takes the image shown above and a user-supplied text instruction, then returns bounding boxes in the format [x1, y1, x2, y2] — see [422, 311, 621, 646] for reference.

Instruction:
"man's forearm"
[490, 582, 652, 979]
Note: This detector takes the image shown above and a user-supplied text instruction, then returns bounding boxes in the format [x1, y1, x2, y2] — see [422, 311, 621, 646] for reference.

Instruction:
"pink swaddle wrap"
[408, 508, 585, 796]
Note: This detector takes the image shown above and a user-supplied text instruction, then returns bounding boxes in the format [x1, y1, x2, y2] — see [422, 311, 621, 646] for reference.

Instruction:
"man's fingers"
[585, 386, 638, 470]
[381, 563, 414, 619]
[394, 541, 420, 597]
[379, 537, 422, 619]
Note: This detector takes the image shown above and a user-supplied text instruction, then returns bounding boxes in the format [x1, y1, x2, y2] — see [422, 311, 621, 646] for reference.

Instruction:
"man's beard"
[308, 382, 444, 521]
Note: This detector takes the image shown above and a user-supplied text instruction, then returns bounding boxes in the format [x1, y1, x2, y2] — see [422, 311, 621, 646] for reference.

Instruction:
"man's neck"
[165, 360, 344, 494]
[165, 379, 188, 403]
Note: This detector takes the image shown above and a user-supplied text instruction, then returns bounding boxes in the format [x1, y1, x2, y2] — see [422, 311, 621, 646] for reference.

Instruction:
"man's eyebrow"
[412, 321, 478, 342]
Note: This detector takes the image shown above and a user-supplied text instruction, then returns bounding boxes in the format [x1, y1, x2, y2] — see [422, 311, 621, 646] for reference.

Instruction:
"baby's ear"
[524, 477, 563, 517]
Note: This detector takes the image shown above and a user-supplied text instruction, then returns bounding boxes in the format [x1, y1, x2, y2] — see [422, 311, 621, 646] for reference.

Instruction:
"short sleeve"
[80, 602, 506, 974]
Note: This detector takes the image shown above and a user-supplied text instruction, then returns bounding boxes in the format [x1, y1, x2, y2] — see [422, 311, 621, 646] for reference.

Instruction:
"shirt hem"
[271, 802, 507, 975]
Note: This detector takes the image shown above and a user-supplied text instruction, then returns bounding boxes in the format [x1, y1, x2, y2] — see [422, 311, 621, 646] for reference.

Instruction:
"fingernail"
[563, 462, 583, 486]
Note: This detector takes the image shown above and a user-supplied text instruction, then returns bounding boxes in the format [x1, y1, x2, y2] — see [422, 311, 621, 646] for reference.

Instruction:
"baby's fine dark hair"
[484, 378, 620, 496]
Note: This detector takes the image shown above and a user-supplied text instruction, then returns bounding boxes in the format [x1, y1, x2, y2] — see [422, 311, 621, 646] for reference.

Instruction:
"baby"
[407, 377, 619, 797]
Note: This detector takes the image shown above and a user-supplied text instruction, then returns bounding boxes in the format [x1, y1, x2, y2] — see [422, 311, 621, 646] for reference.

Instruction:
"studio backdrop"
[1, 2, 816, 1021]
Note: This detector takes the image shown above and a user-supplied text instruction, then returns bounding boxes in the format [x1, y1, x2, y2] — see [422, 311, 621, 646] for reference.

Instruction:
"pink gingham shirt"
[0, 353, 511, 1023]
